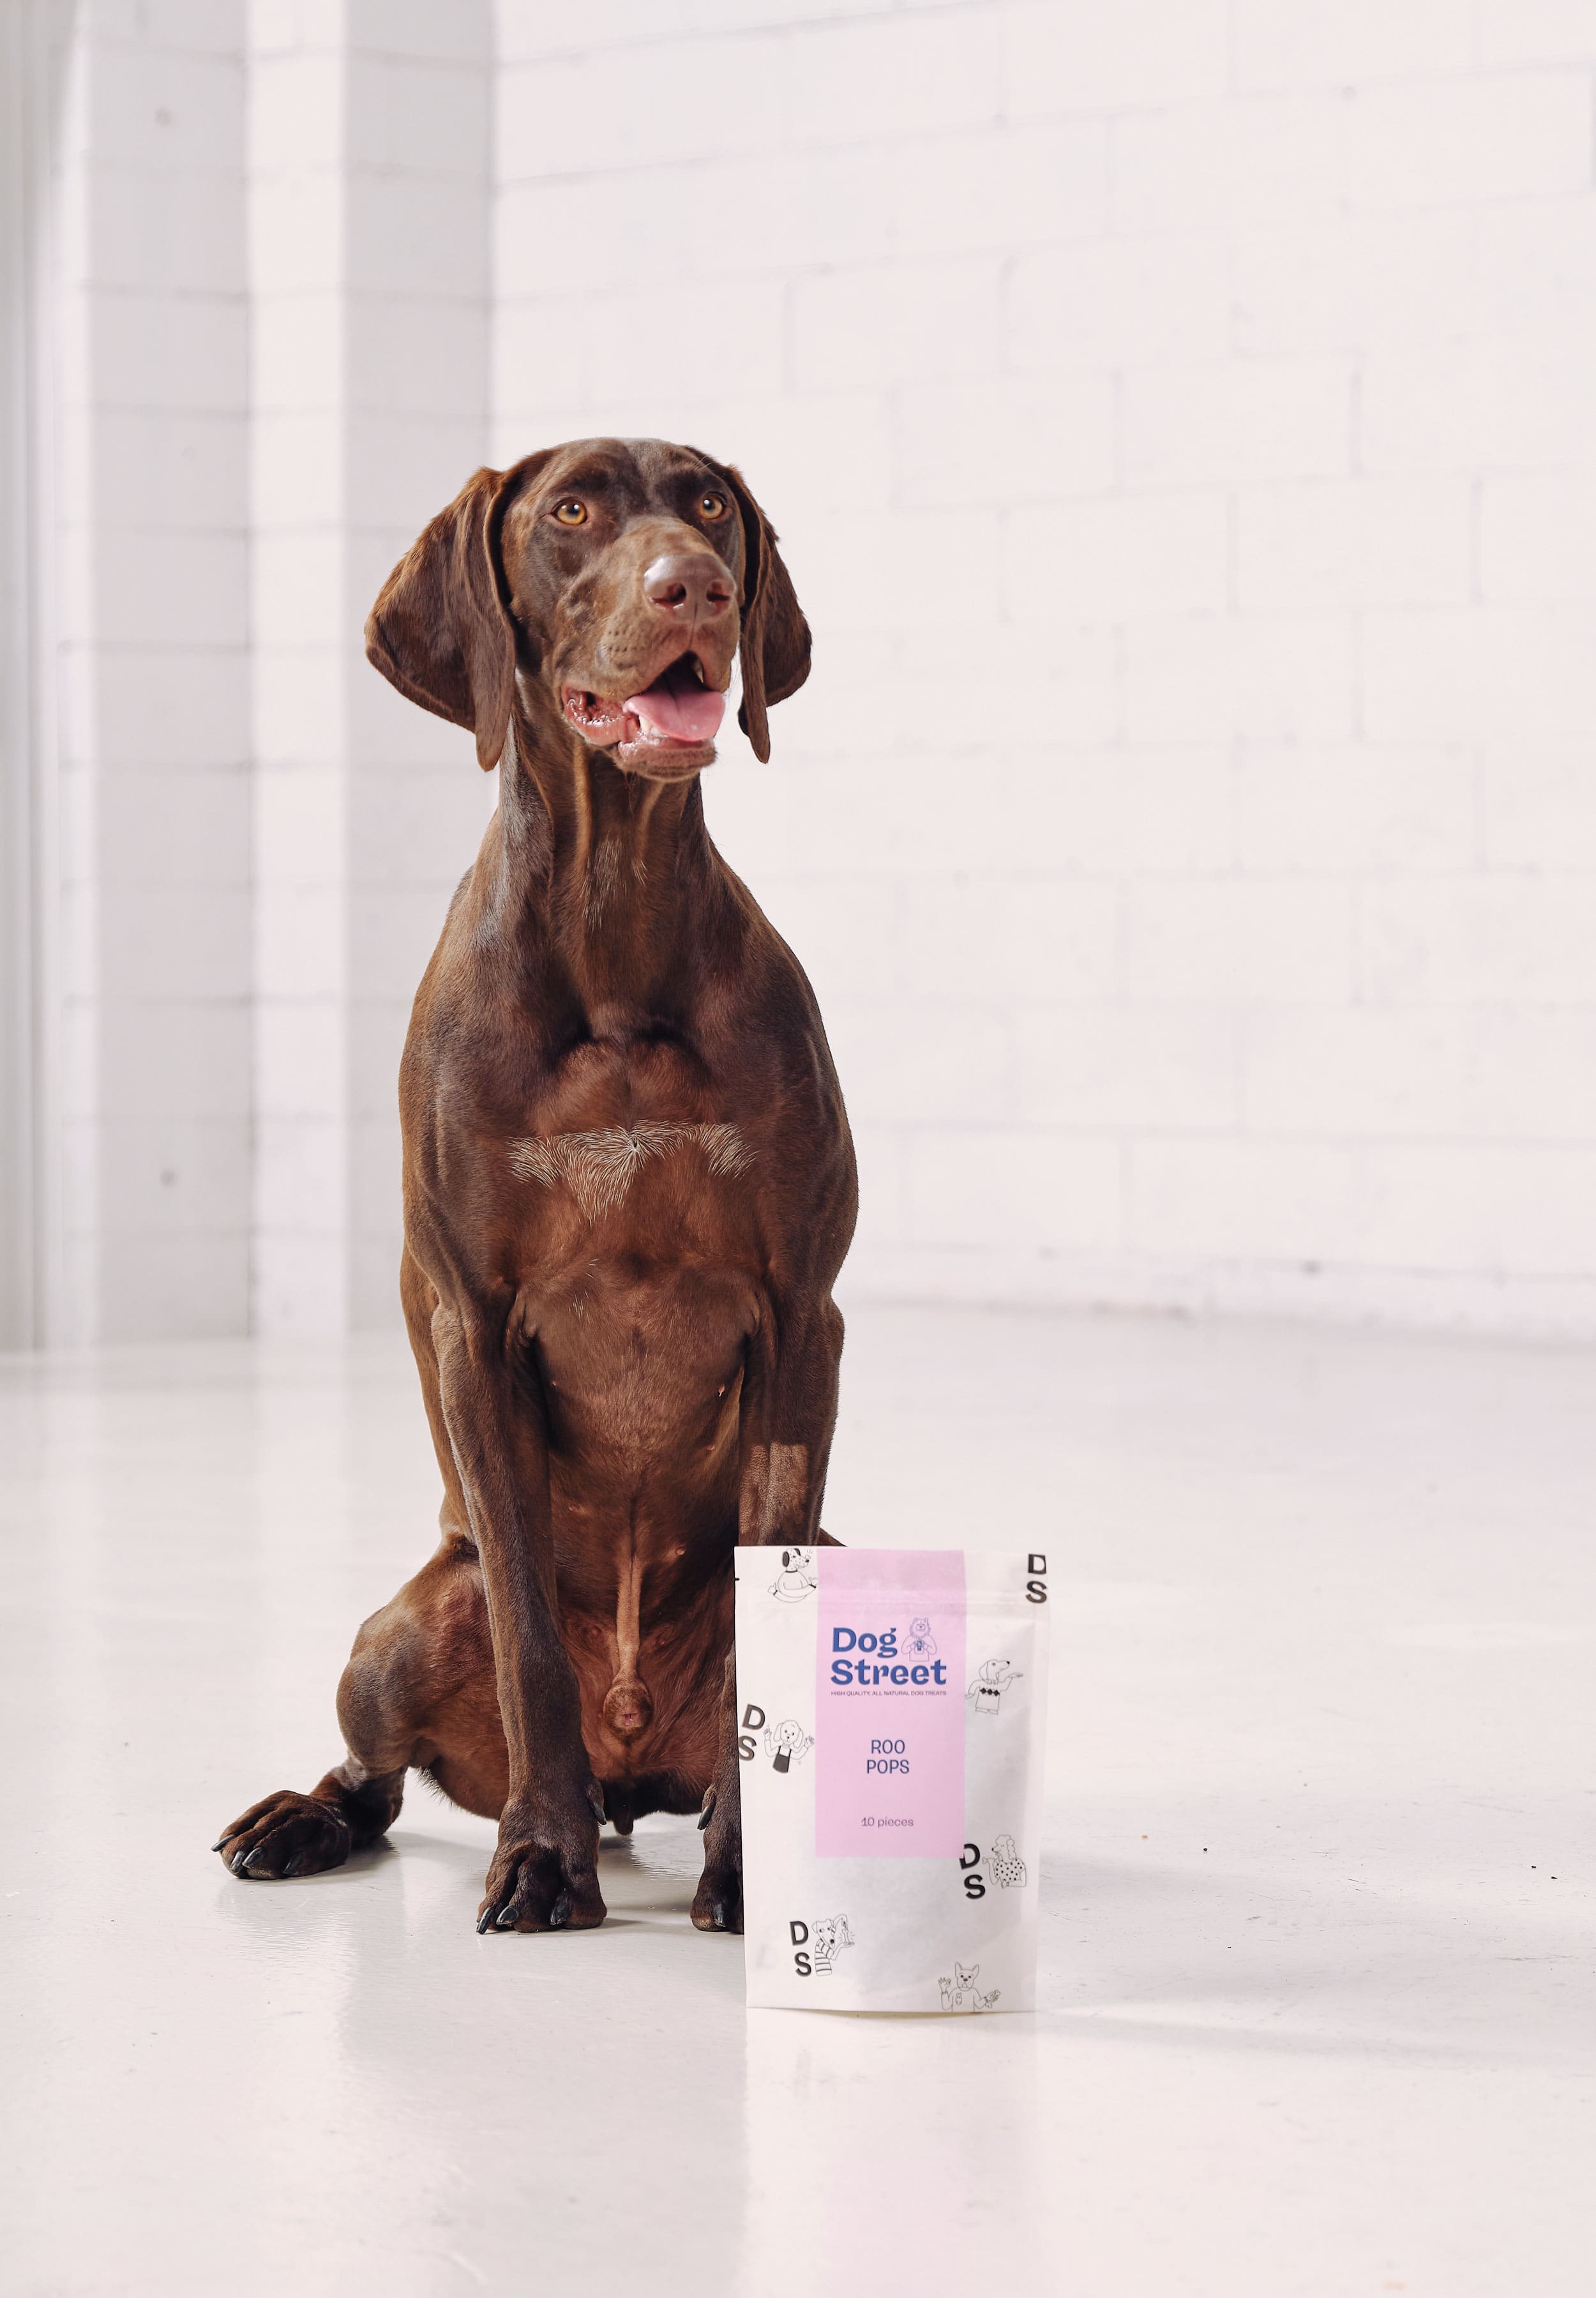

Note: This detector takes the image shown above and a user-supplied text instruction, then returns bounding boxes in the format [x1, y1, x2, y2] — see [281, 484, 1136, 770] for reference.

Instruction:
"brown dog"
[213, 439, 855, 1935]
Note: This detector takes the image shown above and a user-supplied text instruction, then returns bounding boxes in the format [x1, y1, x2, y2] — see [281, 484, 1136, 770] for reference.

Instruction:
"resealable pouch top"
[735, 1546, 1050, 2015]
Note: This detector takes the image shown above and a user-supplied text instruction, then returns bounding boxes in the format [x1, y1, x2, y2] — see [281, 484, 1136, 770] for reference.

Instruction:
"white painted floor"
[1, 1303, 1592, 2296]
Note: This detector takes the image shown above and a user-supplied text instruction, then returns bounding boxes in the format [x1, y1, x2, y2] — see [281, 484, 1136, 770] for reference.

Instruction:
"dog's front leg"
[432, 1299, 605, 1935]
[692, 1296, 844, 1934]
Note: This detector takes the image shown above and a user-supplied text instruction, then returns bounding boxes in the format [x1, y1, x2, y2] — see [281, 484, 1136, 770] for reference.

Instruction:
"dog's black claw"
[696, 1790, 715, 1832]
[210, 1836, 230, 1852]
[477, 1903, 501, 1935]
[586, 1785, 606, 1824]
[549, 1893, 571, 1930]
[284, 1854, 305, 1878]
[712, 1900, 728, 1930]
[241, 1845, 269, 1874]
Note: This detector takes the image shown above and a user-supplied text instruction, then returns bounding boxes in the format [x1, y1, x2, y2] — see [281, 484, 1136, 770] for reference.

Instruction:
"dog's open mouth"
[562, 651, 726, 769]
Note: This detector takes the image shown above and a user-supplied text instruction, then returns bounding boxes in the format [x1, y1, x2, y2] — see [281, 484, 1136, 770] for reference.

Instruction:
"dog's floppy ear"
[693, 455, 811, 763]
[365, 462, 529, 771]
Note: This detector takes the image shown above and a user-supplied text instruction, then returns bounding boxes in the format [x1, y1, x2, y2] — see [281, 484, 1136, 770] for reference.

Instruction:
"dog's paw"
[213, 1789, 352, 1879]
[690, 1786, 744, 1933]
[476, 1787, 606, 1935]
[689, 1862, 743, 1933]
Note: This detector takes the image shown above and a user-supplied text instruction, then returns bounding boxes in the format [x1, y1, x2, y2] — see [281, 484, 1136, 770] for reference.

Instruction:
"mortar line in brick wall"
[342, 166, 492, 188]
[342, 53, 490, 73]
[73, 165, 246, 191]
[84, 644, 252, 662]
[495, 112, 1104, 196]
[83, 44, 248, 71]
[502, 6, 999, 71]
[331, 289, 490, 312]
[1225, 1126, 1596, 1151]
[73, 282, 248, 305]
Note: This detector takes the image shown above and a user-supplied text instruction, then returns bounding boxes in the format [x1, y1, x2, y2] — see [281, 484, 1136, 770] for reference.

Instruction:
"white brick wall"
[27, 4, 1596, 1343]
[54, 0, 252, 1342]
[28, 1, 493, 1343]
[249, 0, 493, 1337]
[494, 0, 1596, 1334]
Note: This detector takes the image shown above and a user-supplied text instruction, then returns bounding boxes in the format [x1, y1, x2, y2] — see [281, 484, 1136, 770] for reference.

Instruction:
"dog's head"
[365, 437, 811, 776]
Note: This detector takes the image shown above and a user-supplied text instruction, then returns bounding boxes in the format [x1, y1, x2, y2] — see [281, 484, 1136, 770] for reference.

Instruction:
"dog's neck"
[486, 695, 725, 1024]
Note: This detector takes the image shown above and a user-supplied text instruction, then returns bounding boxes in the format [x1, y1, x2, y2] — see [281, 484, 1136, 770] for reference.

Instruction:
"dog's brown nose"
[643, 553, 734, 622]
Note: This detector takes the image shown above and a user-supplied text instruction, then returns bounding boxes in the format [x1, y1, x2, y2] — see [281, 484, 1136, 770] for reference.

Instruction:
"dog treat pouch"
[735, 1547, 1050, 2014]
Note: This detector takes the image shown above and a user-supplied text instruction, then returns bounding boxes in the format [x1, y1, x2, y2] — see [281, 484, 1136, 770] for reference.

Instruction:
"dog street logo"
[769, 1547, 817, 1603]
[901, 1616, 938, 1661]
[737, 1702, 812, 1769]
[790, 1913, 854, 1977]
[829, 1620, 949, 1688]
[966, 1657, 1023, 1716]
[1025, 1551, 1048, 1605]
[959, 1836, 1028, 1898]
[938, 1962, 1000, 2012]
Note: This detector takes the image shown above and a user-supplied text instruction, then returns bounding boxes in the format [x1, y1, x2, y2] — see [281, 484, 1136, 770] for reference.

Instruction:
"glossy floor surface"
[2, 1304, 1592, 2296]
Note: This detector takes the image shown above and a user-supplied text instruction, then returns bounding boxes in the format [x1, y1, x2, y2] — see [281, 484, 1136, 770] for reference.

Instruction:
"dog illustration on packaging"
[967, 1657, 1021, 1716]
[769, 1548, 817, 1603]
[902, 1617, 938, 1661]
[812, 1914, 855, 1974]
[990, 1833, 1028, 1888]
[940, 1961, 1000, 2012]
[763, 1718, 813, 1773]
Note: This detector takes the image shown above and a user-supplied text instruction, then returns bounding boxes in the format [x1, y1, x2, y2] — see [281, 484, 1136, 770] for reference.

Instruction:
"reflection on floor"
[1, 1303, 1591, 2295]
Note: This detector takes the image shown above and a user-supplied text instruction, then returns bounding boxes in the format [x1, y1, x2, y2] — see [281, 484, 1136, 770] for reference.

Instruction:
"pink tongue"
[624, 661, 725, 744]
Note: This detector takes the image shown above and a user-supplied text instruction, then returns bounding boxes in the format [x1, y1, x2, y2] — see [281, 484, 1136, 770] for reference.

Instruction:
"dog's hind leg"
[214, 1538, 499, 1879]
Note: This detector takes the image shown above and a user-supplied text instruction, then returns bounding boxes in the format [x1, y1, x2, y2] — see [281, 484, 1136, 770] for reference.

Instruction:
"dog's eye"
[553, 499, 587, 526]
[698, 491, 728, 520]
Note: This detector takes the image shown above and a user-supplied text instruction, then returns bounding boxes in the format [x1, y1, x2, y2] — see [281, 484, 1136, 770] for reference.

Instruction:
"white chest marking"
[508, 1121, 753, 1223]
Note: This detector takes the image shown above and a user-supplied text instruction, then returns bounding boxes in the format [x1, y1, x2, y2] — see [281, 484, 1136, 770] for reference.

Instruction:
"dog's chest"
[506, 1034, 762, 1248]
[502, 1040, 761, 1419]
[535, 1257, 751, 1469]
[508, 1116, 753, 1225]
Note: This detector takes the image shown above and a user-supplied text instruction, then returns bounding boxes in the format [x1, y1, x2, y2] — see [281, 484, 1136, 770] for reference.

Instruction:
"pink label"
[815, 1550, 966, 1859]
